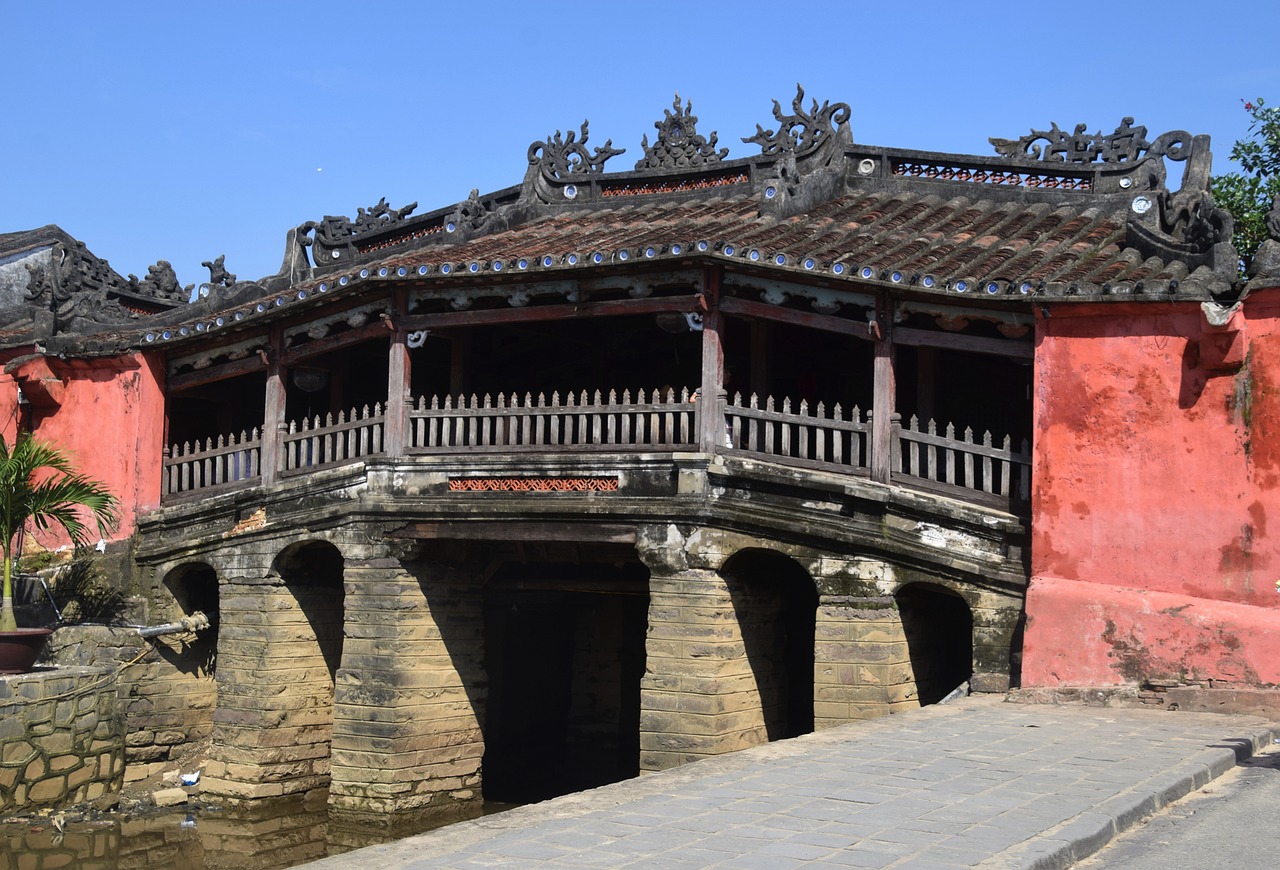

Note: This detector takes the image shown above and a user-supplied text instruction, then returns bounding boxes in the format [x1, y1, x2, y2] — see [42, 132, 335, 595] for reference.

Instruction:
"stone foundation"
[203, 578, 339, 801]
[125, 509, 1026, 815]
[44, 625, 216, 785]
[0, 666, 125, 813]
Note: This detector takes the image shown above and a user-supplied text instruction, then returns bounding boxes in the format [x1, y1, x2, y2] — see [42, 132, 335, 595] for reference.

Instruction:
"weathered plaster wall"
[1024, 291, 1280, 686]
[0, 351, 165, 542]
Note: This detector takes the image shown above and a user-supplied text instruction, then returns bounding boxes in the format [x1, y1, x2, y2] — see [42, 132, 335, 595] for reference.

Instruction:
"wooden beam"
[720, 296, 875, 340]
[280, 319, 392, 366]
[400, 294, 700, 331]
[393, 521, 638, 544]
[167, 354, 267, 392]
[892, 326, 1033, 360]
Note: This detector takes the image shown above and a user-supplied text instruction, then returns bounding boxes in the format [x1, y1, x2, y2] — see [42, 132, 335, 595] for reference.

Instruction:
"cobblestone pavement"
[300, 697, 1277, 870]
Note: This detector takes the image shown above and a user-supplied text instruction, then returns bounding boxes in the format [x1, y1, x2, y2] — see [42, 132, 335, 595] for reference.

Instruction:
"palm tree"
[0, 433, 118, 632]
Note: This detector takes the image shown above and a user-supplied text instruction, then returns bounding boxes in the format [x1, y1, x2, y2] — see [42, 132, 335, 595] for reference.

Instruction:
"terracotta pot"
[0, 628, 54, 675]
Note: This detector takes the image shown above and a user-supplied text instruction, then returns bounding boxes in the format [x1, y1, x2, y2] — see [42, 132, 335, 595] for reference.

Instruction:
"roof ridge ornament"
[524, 120, 624, 205]
[447, 189, 493, 238]
[1246, 196, 1280, 279]
[198, 254, 237, 299]
[23, 242, 143, 339]
[528, 120, 625, 181]
[298, 196, 417, 267]
[635, 94, 728, 171]
[742, 84, 852, 164]
[990, 118, 1167, 164]
[128, 260, 194, 302]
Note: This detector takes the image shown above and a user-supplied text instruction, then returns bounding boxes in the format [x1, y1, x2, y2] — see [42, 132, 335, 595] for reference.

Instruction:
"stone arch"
[894, 581, 974, 704]
[159, 561, 220, 677]
[271, 540, 345, 684]
[720, 548, 819, 740]
[200, 537, 349, 801]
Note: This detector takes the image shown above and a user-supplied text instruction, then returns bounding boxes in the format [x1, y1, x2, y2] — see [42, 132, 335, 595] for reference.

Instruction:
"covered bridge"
[1, 88, 1275, 821]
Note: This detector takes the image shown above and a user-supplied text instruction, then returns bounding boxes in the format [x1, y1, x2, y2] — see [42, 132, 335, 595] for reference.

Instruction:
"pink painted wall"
[1023, 290, 1280, 687]
[0, 351, 166, 546]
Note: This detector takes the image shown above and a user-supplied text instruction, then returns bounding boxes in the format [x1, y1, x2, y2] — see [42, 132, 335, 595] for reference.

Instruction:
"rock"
[1248, 239, 1280, 279]
[151, 788, 188, 807]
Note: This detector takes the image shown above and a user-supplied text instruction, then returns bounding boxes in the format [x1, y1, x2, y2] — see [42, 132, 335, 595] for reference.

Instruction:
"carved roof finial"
[742, 84, 852, 162]
[990, 118, 1155, 164]
[635, 94, 728, 171]
[527, 120, 625, 181]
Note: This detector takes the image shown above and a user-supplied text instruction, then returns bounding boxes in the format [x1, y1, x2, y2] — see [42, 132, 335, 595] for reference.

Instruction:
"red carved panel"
[448, 476, 620, 492]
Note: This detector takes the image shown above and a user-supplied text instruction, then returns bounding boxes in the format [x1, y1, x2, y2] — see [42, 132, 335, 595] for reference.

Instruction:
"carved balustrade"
[408, 388, 696, 453]
[281, 404, 386, 477]
[160, 389, 1029, 514]
[162, 429, 262, 497]
[723, 393, 871, 474]
[892, 415, 1032, 507]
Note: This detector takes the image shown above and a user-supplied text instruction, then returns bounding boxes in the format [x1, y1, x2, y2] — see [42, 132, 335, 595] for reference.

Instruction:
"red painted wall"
[0, 351, 166, 547]
[1023, 290, 1280, 687]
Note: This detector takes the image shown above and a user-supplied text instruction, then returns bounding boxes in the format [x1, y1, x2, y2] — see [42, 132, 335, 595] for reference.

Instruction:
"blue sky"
[3, 1, 1277, 289]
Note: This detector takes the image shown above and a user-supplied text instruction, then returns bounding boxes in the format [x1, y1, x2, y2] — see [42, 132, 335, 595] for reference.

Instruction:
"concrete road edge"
[981, 724, 1279, 870]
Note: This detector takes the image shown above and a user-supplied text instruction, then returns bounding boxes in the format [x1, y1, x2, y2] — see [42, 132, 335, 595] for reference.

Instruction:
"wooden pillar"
[870, 298, 895, 485]
[385, 289, 410, 456]
[261, 326, 285, 486]
[698, 266, 725, 454]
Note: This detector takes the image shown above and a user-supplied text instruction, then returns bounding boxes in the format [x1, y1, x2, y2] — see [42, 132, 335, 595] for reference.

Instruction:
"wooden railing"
[408, 389, 697, 453]
[723, 393, 871, 475]
[163, 429, 262, 497]
[892, 415, 1031, 505]
[281, 404, 386, 476]
[161, 391, 1029, 512]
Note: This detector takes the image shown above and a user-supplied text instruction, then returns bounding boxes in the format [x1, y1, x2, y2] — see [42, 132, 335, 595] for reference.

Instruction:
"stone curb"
[985, 723, 1279, 870]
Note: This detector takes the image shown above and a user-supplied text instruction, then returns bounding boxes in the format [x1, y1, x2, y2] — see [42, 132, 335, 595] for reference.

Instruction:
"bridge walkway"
[299, 696, 1277, 869]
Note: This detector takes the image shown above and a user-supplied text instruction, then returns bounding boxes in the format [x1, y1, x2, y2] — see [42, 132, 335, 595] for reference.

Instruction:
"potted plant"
[0, 433, 117, 674]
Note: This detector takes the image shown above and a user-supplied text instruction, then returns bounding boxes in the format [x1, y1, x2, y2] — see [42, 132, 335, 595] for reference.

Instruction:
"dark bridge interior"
[481, 558, 649, 804]
[896, 583, 973, 704]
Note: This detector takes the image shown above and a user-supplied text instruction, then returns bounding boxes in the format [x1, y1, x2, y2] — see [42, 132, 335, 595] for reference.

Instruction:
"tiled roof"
[366, 190, 1187, 294]
[3, 93, 1243, 354]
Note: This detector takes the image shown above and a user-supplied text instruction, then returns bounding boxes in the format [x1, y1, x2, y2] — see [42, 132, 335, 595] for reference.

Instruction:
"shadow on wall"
[274, 541, 345, 684]
[895, 582, 973, 704]
[723, 549, 818, 741]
